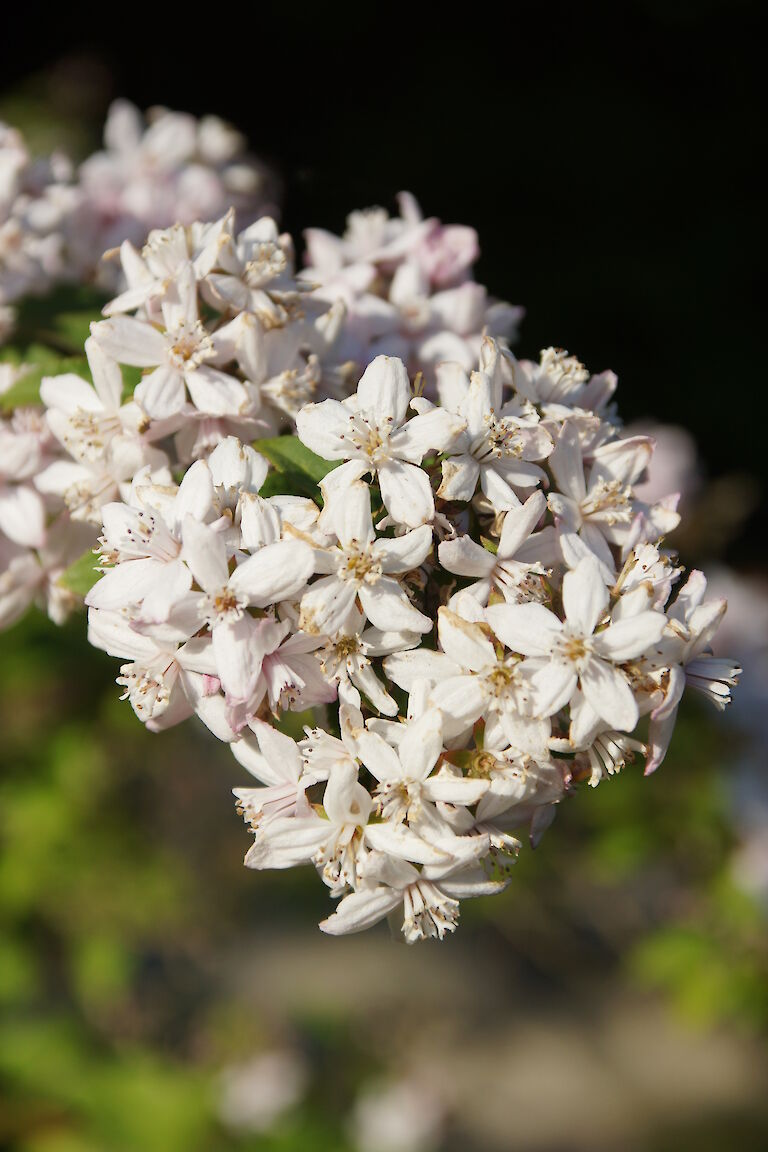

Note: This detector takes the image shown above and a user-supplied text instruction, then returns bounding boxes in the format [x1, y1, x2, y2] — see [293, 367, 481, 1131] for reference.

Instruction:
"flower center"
[244, 242, 287, 287]
[166, 321, 214, 370]
[203, 585, 246, 625]
[375, 779, 422, 824]
[338, 545, 382, 587]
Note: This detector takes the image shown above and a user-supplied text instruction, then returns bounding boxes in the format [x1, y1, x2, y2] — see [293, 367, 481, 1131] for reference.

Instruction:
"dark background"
[1, 2, 764, 559]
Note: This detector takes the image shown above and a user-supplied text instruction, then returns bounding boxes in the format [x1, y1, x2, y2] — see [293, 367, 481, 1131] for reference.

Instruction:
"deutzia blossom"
[0, 175, 741, 944]
[436, 339, 553, 510]
[298, 483, 433, 636]
[487, 555, 666, 732]
[297, 355, 461, 528]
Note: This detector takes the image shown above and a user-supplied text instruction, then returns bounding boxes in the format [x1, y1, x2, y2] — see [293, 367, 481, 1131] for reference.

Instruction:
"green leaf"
[257, 435, 339, 484]
[0, 346, 90, 411]
[259, 468, 322, 502]
[57, 550, 101, 598]
[11, 286, 108, 353]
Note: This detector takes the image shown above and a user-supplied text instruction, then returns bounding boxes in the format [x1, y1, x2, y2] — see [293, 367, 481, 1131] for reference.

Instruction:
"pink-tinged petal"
[135, 365, 186, 419]
[558, 527, 615, 584]
[389, 408, 464, 462]
[245, 814, 328, 870]
[486, 602, 562, 656]
[229, 539, 314, 607]
[176, 637, 218, 677]
[438, 608, 495, 672]
[85, 557, 165, 610]
[549, 421, 586, 502]
[355, 729, 403, 782]
[374, 524, 433, 573]
[40, 373, 102, 415]
[590, 436, 654, 487]
[140, 557, 192, 622]
[423, 771, 489, 805]
[185, 366, 249, 417]
[429, 675, 488, 734]
[296, 398, 355, 460]
[181, 517, 229, 593]
[91, 316, 166, 367]
[435, 361, 470, 412]
[383, 649, 461, 692]
[529, 662, 578, 717]
[249, 717, 304, 783]
[399, 710, 443, 781]
[498, 490, 546, 559]
[580, 657, 638, 731]
[174, 459, 214, 527]
[438, 534, 495, 578]
[85, 336, 123, 411]
[0, 486, 46, 548]
[320, 886, 402, 935]
[645, 705, 678, 774]
[365, 823, 451, 866]
[213, 614, 269, 701]
[593, 611, 666, 662]
[479, 465, 522, 511]
[562, 556, 608, 635]
[357, 355, 411, 426]
[87, 607, 160, 661]
[358, 578, 432, 634]
[299, 575, 357, 636]
[378, 460, 434, 528]
[438, 454, 480, 502]
[189, 681, 239, 742]
[333, 482, 375, 550]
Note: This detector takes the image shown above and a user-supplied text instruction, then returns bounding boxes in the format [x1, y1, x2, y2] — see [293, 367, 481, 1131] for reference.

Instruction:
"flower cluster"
[0, 124, 80, 339]
[0, 102, 275, 339]
[303, 192, 523, 380]
[0, 207, 342, 627]
[70, 308, 739, 940]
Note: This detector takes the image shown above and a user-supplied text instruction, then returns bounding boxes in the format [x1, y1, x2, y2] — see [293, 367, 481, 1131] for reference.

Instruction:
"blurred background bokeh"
[1, 6, 767, 1150]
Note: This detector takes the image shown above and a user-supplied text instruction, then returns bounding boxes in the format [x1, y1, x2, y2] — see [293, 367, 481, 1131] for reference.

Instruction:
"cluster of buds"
[0, 189, 740, 941]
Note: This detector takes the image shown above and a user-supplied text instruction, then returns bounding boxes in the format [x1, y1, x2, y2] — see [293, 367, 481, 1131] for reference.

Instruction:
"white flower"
[386, 608, 538, 746]
[85, 459, 213, 621]
[436, 339, 553, 510]
[354, 710, 488, 837]
[486, 555, 666, 732]
[91, 263, 253, 420]
[547, 420, 662, 581]
[178, 516, 314, 702]
[645, 570, 740, 772]
[438, 489, 550, 606]
[319, 849, 507, 942]
[41, 337, 148, 465]
[297, 355, 461, 528]
[299, 483, 433, 637]
[88, 605, 217, 727]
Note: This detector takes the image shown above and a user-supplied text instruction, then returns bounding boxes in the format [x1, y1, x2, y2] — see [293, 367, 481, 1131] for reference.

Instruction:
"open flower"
[486, 555, 666, 732]
[299, 483, 432, 636]
[297, 355, 462, 527]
